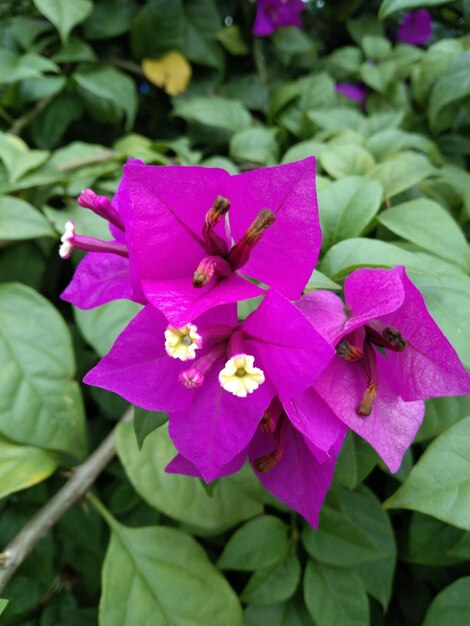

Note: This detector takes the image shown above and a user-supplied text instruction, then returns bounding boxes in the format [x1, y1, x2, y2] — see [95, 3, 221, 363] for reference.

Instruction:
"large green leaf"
[334, 432, 379, 489]
[241, 544, 301, 605]
[319, 144, 375, 179]
[429, 52, 470, 133]
[74, 67, 137, 130]
[0, 133, 49, 184]
[100, 516, 243, 626]
[0, 283, 85, 458]
[367, 152, 434, 197]
[0, 196, 54, 240]
[0, 436, 58, 499]
[377, 198, 470, 271]
[174, 97, 252, 135]
[422, 577, 470, 626]
[115, 422, 263, 531]
[74, 300, 141, 357]
[245, 600, 311, 626]
[403, 513, 465, 566]
[304, 560, 369, 626]
[378, 0, 456, 19]
[318, 176, 383, 250]
[133, 406, 168, 449]
[33, 0, 93, 42]
[416, 396, 470, 442]
[218, 516, 289, 571]
[230, 127, 279, 166]
[385, 416, 470, 530]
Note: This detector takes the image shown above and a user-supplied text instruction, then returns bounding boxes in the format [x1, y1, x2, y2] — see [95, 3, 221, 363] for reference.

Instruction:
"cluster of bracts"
[61, 158, 470, 527]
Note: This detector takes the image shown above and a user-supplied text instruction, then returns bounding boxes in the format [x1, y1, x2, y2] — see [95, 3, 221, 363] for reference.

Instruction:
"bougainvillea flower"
[396, 9, 432, 45]
[335, 82, 366, 105]
[125, 157, 319, 327]
[297, 266, 470, 472]
[84, 290, 334, 481]
[60, 160, 146, 309]
[253, 0, 305, 37]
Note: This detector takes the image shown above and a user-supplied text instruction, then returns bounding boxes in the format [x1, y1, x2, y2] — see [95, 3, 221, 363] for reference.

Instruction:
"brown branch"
[0, 408, 133, 593]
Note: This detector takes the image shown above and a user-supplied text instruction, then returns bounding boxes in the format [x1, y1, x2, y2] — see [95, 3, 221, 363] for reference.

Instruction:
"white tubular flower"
[59, 221, 76, 259]
[164, 323, 202, 361]
[218, 354, 265, 397]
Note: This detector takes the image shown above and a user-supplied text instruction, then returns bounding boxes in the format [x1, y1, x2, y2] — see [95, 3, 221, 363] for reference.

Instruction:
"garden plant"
[0, 0, 470, 624]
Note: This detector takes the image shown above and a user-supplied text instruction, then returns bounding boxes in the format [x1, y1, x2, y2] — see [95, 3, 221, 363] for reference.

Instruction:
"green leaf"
[367, 152, 435, 197]
[385, 415, 470, 530]
[0, 599, 8, 615]
[218, 516, 289, 571]
[319, 176, 383, 250]
[403, 513, 465, 566]
[0, 196, 54, 240]
[304, 560, 369, 626]
[0, 51, 59, 84]
[319, 144, 375, 179]
[182, 0, 223, 69]
[115, 422, 263, 531]
[417, 396, 470, 442]
[245, 600, 311, 626]
[33, 0, 93, 42]
[241, 544, 301, 605]
[133, 406, 168, 449]
[0, 133, 49, 184]
[83, 0, 138, 40]
[308, 108, 364, 132]
[361, 35, 391, 62]
[302, 506, 385, 568]
[174, 97, 252, 135]
[448, 532, 470, 559]
[130, 0, 184, 59]
[74, 300, 142, 357]
[100, 517, 243, 626]
[305, 270, 342, 292]
[217, 25, 249, 56]
[230, 127, 279, 166]
[0, 436, 58, 498]
[422, 577, 470, 626]
[378, 0, 456, 19]
[359, 61, 395, 93]
[0, 283, 85, 458]
[429, 52, 470, 133]
[334, 432, 379, 489]
[74, 66, 137, 130]
[377, 199, 470, 270]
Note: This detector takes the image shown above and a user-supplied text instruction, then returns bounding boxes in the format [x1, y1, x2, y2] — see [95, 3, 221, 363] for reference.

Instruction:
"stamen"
[383, 327, 407, 351]
[228, 209, 276, 270]
[77, 189, 124, 231]
[203, 195, 230, 256]
[193, 255, 232, 287]
[365, 323, 407, 352]
[164, 323, 202, 361]
[254, 414, 287, 472]
[336, 340, 362, 362]
[58, 221, 129, 259]
[219, 354, 265, 397]
[357, 342, 379, 417]
[179, 342, 226, 390]
[259, 397, 283, 433]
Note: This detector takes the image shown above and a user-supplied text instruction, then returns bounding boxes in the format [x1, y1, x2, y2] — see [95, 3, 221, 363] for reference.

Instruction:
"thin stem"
[0, 408, 133, 593]
[8, 95, 56, 136]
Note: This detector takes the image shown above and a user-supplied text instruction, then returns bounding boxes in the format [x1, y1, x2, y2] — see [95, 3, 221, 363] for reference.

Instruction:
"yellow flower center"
[164, 323, 201, 361]
[218, 354, 265, 397]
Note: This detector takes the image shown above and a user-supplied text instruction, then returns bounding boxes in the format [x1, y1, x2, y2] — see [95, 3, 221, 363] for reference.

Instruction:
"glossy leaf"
[0, 283, 85, 458]
[33, 0, 93, 42]
[115, 422, 263, 531]
[100, 516, 243, 626]
[0, 196, 54, 240]
[385, 416, 470, 529]
[422, 577, 470, 626]
[0, 437, 58, 499]
[133, 406, 168, 449]
[218, 516, 289, 571]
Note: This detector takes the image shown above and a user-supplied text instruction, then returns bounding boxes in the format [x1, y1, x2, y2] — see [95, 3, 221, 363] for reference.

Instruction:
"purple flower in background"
[84, 290, 334, 482]
[125, 157, 320, 327]
[298, 266, 470, 472]
[335, 83, 366, 105]
[396, 9, 432, 45]
[60, 159, 146, 309]
[253, 0, 305, 37]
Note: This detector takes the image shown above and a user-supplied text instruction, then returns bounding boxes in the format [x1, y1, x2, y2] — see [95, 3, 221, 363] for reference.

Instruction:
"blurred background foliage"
[0, 0, 469, 624]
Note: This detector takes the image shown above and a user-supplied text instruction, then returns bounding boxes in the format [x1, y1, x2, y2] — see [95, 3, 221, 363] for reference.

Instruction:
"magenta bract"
[298, 266, 470, 472]
[253, 0, 305, 37]
[396, 9, 432, 45]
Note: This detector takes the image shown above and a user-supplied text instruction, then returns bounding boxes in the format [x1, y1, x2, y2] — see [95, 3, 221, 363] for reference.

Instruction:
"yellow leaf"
[142, 52, 192, 97]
